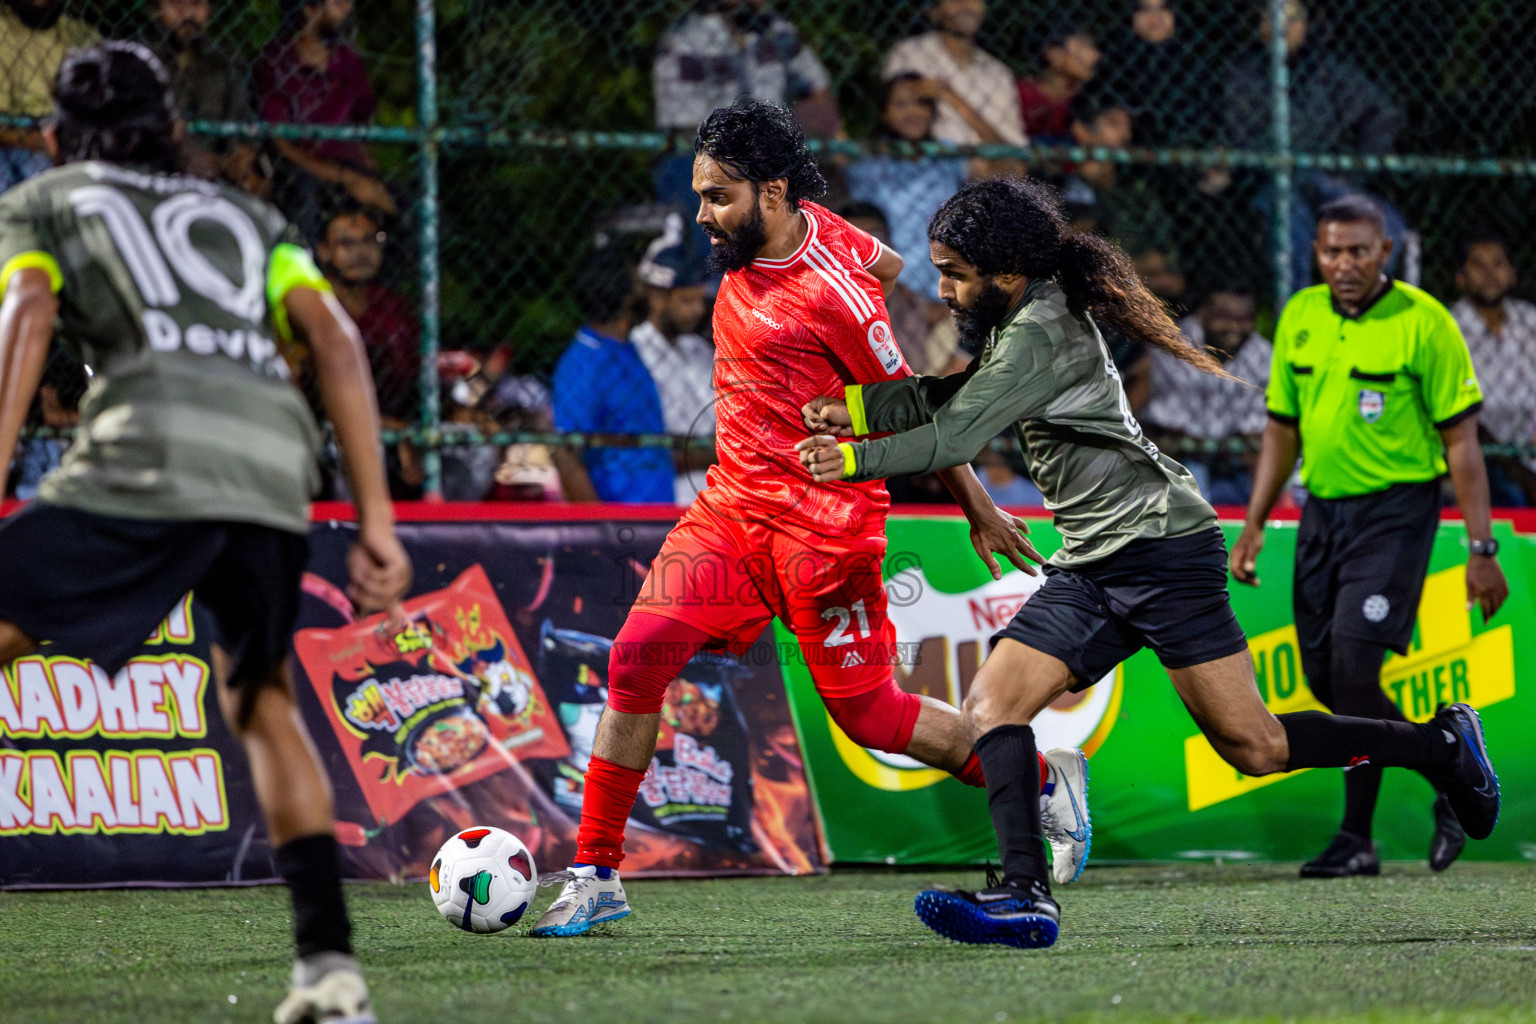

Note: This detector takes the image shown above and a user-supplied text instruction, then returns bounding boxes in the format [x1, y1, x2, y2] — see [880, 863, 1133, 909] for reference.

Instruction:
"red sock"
[954, 751, 1050, 793]
[574, 755, 647, 869]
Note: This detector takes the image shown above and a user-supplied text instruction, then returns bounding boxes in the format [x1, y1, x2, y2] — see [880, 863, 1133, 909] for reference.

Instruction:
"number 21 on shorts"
[822, 599, 871, 647]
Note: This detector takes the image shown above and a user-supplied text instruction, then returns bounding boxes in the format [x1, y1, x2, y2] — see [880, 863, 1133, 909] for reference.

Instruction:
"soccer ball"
[429, 826, 538, 933]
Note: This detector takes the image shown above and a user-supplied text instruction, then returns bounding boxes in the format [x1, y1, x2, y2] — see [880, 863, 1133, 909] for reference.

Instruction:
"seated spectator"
[553, 248, 674, 504]
[652, 0, 838, 272]
[0, 0, 98, 191]
[1218, 0, 1408, 289]
[465, 345, 596, 502]
[654, 0, 839, 137]
[437, 352, 503, 502]
[1450, 232, 1536, 507]
[1096, 0, 1211, 147]
[1016, 28, 1100, 144]
[1138, 286, 1271, 505]
[838, 200, 960, 376]
[252, 0, 395, 241]
[883, 0, 1025, 148]
[139, 0, 258, 188]
[630, 220, 717, 505]
[314, 203, 422, 498]
[845, 75, 969, 303]
[973, 444, 1043, 507]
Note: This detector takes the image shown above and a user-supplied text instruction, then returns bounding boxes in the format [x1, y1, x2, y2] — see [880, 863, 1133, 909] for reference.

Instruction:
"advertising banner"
[784, 516, 1536, 865]
[0, 518, 822, 887]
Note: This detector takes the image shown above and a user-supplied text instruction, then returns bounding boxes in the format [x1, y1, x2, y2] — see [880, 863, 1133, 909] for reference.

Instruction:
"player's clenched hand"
[801, 396, 853, 436]
[795, 434, 847, 483]
[969, 505, 1044, 579]
[347, 522, 413, 615]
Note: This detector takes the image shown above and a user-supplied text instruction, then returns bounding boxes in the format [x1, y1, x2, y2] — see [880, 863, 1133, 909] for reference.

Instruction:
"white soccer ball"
[429, 826, 538, 934]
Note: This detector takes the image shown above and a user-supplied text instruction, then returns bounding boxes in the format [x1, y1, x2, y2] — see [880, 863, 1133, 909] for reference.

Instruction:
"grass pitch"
[3, 863, 1534, 1024]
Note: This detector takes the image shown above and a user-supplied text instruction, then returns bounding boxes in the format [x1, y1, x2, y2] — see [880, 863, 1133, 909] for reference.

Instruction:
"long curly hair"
[928, 177, 1228, 376]
[694, 99, 827, 211]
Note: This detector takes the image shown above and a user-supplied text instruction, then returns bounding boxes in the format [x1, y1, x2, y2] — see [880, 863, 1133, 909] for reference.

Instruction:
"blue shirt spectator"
[846, 74, 968, 301]
[553, 327, 674, 503]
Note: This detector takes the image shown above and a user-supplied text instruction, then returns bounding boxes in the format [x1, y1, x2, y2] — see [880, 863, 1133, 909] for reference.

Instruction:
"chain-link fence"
[4, 0, 1536, 503]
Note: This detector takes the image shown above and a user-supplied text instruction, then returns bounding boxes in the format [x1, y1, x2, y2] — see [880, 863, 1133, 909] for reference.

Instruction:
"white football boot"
[529, 864, 631, 937]
[272, 952, 375, 1024]
[1040, 747, 1092, 885]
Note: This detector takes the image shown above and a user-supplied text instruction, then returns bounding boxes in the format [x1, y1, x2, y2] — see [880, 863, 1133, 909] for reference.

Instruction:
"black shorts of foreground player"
[797, 178, 1500, 951]
[0, 44, 411, 1023]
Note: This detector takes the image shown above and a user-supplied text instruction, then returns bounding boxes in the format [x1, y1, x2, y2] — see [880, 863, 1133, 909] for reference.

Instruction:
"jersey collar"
[1330, 275, 1395, 320]
[750, 207, 818, 270]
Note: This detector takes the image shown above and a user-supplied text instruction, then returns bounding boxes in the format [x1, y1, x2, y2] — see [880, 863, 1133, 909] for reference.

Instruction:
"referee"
[1231, 195, 1509, 877]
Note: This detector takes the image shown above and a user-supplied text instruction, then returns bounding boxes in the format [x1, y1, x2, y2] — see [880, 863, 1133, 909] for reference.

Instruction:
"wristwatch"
[1469, 538, 1499, 558]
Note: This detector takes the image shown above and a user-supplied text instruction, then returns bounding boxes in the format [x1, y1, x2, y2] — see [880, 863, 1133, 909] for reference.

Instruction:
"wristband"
[1469, 538, 1499, 557]
[838, 442, 856, 480]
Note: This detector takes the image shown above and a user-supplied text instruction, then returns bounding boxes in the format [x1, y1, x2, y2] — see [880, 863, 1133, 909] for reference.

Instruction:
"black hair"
[1041, 25, 1095, 53]
[1068, 90, 1128, 131]
[694, 99, 827, 211]
[51, 42, 178, 172]
[1315, 193, 1386, 236]
[1456, 230, 1509, 270]
[929, 177, 1228, 376]
[572, 245, 635, 326]
[836, 200, 889, 234]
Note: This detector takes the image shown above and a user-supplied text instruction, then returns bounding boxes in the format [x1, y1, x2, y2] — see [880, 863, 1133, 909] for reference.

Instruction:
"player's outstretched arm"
[0, 268, 59, 479]
[285, 285, 412, 614]
[936, 463, 1043, 579]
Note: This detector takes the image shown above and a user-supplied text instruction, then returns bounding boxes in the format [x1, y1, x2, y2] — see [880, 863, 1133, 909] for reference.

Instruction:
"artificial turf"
[2, 863, 1534, 1024]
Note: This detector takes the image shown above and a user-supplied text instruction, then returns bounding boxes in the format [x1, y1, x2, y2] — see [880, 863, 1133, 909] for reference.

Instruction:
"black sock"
[1340, 764, 1382, 838]
[1278, 711, 1457, 772]
[275, 834, 353, 958]
[974, 724, 1049, 893]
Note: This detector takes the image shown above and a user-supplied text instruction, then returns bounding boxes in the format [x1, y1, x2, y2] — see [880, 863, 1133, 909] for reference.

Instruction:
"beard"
[949, 279, 1013, 353]
[704, 200, 768, 276]
[1472, 287, 1511, 309]
[8, 0, 64, 30]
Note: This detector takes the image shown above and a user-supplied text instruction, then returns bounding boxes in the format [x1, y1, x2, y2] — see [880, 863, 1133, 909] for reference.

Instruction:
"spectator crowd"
[5, 0, 1536, 507]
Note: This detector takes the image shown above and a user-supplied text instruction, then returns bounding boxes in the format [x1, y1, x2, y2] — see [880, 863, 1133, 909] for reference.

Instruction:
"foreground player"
[798, 178, 1500, 949]
[0, 45, 410, 1021]
[532, 102, 1090, 937]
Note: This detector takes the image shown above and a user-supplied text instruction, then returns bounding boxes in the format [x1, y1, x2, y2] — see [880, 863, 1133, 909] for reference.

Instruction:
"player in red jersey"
[532, 101, 1087, 937]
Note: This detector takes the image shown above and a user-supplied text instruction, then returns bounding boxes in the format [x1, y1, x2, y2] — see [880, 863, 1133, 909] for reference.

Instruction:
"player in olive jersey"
[0, 44, 409, 1022]
[797, 178, 1501, 950]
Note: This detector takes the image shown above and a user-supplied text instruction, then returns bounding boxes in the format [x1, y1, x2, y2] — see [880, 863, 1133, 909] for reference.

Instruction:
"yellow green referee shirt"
[1266, 279, 1482, 500]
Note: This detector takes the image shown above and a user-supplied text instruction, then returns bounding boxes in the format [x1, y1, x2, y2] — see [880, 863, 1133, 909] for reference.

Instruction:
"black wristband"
[1469, 538, 1499, 558]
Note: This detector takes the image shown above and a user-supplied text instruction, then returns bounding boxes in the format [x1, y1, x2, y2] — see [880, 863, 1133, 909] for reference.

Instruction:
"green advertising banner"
[780, 515, 1536, 865]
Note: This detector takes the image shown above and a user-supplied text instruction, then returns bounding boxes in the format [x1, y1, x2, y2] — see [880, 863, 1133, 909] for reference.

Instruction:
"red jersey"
[700, 201, 910, 538]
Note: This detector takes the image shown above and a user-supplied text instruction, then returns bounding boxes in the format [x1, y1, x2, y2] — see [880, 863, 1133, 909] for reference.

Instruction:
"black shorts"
[993, 526, 1250, 689]
[1293, 480, 1439, 675]
[0, 503, 309, 687]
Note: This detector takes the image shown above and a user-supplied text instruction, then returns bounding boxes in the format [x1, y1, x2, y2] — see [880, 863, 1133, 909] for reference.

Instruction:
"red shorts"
[633, 499, 898, 699]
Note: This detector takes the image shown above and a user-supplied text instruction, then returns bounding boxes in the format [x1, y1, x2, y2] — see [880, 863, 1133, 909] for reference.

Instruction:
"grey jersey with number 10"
[848, 279, 1215, 567]
[0, 162, 325, 534]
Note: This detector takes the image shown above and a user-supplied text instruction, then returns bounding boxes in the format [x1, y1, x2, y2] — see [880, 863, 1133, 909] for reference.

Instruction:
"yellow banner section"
[1185, 568, 1516, 811]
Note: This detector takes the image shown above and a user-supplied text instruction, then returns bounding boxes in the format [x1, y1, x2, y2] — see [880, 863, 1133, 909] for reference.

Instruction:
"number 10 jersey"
[0, 162, 328, 534]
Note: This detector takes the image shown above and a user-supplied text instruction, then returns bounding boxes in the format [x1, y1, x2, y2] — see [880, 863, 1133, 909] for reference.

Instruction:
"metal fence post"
[1270, 0, 1293, 308]
[416, 0, 443, 497]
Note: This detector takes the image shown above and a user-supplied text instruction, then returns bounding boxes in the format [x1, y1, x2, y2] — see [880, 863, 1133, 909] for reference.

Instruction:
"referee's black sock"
[975, 724, 1050, 892]
[1278, 711, 1458, 772]
[275, 833, 354, 958]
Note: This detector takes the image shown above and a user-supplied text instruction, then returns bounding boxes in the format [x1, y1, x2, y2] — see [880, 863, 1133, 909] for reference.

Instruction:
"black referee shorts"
[993, 526, 1251, 690]
[0, 503, 309, 690]
[1293, 480, 1440, 676]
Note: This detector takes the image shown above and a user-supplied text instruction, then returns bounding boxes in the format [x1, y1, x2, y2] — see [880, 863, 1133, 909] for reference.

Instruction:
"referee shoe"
[1430, 703, 1499, 840]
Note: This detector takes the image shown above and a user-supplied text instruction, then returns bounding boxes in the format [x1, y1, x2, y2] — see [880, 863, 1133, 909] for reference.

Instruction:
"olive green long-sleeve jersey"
[841, 279, 1215, 567]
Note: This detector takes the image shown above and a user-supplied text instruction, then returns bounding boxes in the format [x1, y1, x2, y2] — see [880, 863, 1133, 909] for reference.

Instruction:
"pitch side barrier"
[0, 502, 1530, 885]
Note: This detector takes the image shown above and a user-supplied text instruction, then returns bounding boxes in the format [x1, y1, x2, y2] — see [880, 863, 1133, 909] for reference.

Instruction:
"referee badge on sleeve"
[1358, 389, 1385, 423]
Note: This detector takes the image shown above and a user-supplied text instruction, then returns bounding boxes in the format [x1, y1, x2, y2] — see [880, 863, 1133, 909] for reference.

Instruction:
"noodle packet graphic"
[534, 622, 756, 853]
[294, 564, 569, 825]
